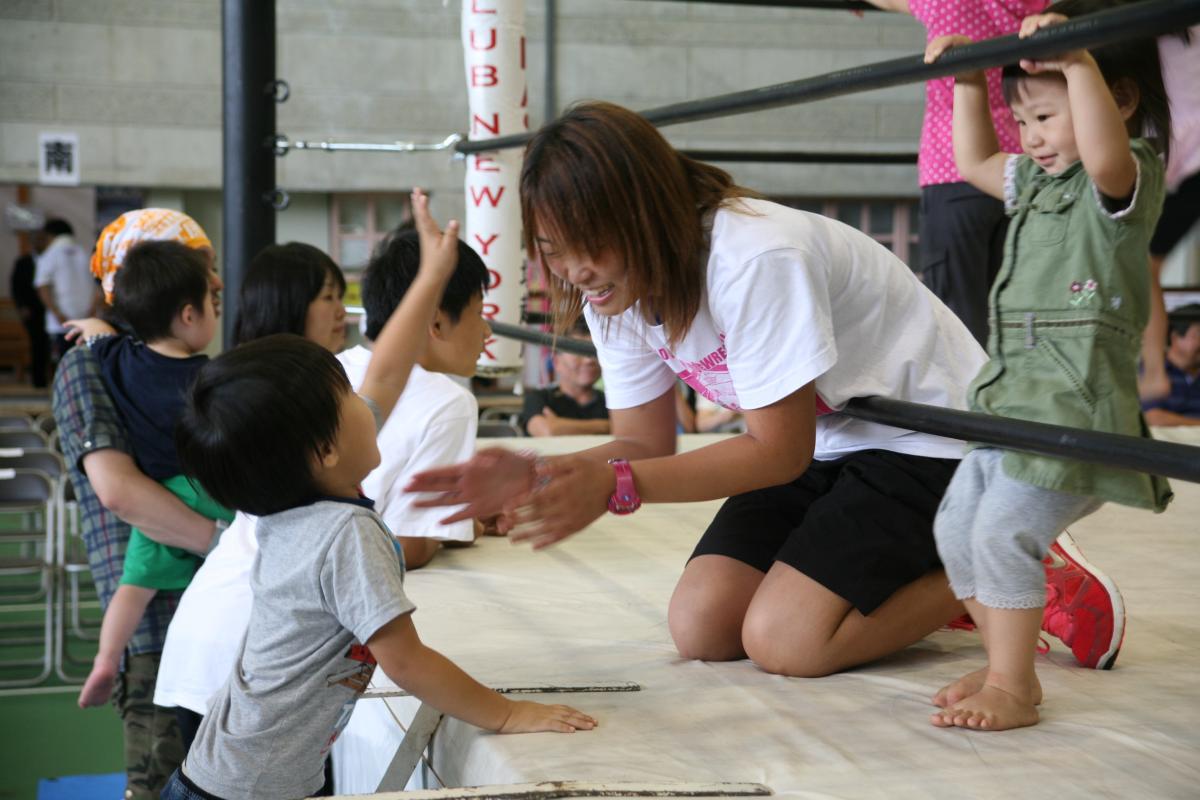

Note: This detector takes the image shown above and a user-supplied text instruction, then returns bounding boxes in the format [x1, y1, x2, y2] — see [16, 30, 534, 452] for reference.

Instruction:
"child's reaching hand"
[1018, 12, 1069, 39]
[64, 317, 118, 342]
[499, 700, 598, 734]
[1018, 13, 1088, 75]
[924, 34, 984, 83]
[924, 33, 973, 64]
[410, 188, 461, 283]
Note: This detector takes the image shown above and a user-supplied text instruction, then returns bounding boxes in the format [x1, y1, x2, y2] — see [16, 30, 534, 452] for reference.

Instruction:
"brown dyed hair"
[520, 101, 757, 346]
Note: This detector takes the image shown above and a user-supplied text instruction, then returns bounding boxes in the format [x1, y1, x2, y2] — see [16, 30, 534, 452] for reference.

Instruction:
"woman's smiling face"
[536, 233, 633, 317]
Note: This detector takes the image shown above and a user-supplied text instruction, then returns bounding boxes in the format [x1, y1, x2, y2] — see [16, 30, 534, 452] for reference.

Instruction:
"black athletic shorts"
[1151, 171, 1200, 257]
[689, 449, 958, 615]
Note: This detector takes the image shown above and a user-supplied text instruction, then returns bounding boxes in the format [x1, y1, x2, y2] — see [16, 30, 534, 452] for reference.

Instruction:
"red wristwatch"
[607, 458, 641, 515]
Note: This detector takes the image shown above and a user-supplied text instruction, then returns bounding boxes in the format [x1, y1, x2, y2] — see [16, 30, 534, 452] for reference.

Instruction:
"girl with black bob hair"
[232, 241, 348, 352]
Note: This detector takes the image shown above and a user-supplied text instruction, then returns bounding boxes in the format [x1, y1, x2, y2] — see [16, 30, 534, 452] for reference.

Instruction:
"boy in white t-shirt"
[352, 229, 493, 569]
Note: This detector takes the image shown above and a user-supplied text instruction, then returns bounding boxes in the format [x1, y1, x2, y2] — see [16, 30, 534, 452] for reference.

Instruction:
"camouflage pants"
[111, 651, 185, 800]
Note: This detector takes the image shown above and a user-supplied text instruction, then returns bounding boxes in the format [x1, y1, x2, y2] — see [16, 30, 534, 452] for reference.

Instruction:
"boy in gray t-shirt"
[166, 191, 595, 800]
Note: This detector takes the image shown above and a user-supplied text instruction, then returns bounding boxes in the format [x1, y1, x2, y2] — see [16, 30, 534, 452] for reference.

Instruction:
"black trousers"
[20, 315, 49, 388]
[918, 181, 1009, 347]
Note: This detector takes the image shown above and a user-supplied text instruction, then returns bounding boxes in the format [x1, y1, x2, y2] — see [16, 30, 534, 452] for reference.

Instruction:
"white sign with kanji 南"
[38, 132, 80, 186]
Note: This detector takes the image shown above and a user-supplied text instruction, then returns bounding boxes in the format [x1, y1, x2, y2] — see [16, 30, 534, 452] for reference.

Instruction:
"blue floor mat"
[37, 773, 124, 800]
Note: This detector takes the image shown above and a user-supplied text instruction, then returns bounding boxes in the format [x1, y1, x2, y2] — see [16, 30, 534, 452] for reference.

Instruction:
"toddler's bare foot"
[933, 668, 1042, 708]
[929, 683, 1040, 731]
[78, 660, 118, 708]
[933, 667, 987, 708]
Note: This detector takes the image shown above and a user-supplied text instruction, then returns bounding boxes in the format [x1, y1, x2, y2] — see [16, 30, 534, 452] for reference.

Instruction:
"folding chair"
[56, 477, 99, 682]
[34, 412, 56, 437]
[0, 449, 64, 599]
[0, 415, 36, 431]
[476, 420, 523, 438]
[479, 405, 522, 429]
[0, 468, 56, 687]
[0, 430, 48, 450]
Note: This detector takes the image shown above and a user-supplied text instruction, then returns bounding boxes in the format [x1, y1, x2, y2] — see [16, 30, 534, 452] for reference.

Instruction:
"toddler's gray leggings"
[934, 448, 1102, 609]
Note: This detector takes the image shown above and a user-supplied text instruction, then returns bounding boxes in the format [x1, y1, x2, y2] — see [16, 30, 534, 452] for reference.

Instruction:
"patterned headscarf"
[91, 208, 212, 302]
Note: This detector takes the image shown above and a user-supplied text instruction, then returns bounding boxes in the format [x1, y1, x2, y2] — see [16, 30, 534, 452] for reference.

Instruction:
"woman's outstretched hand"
[407, 451, 617, 548]
[507, 455, 613, 550]
[406, 448, 537, 524]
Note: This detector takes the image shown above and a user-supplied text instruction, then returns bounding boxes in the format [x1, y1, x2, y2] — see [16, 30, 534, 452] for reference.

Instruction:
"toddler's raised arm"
[925, 34, 1007, 199]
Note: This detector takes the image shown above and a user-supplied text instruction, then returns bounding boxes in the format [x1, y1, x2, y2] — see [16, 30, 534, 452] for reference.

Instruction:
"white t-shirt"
[33, 235, 95, 333]
[587, 198, 986, 461]
[154, 350, 478, 714]
[340, 347, 478, 542]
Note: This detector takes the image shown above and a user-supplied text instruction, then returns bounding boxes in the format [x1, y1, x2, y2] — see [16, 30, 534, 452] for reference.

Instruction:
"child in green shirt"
[925, 0, 1173, 731]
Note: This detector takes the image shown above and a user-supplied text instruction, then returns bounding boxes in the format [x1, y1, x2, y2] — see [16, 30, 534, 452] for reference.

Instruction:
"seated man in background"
[521, 319, 610, 436]
[1142, 304, 1200, 427]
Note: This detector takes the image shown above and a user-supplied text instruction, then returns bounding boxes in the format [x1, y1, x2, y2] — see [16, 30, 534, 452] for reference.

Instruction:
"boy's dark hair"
[1168, 304, 1200, 344]
[233, 242, 346, 347]
[1001, 0, 1171, 160]
[112, 240, 211, 342]
[176, 334, 352, 516]
[361, 230, 489, 341]
[43, 218, 73, 237]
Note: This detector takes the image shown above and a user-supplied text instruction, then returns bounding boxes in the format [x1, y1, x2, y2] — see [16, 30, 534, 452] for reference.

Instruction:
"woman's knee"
[667, 586, 745, 661]
[741, 609, 838, 678]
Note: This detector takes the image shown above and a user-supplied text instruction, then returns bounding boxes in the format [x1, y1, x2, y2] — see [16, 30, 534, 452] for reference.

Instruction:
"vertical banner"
[462, 0, 527, 375]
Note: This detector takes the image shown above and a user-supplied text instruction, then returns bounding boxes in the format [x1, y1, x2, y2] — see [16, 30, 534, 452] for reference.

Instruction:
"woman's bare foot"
[929, 682, 1040, 731]
[78, 659, 118, 708]
[933, 667, 1042, 708]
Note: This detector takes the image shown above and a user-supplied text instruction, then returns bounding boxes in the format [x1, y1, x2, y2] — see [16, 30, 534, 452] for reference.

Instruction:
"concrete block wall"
[1, 0, 927, 222]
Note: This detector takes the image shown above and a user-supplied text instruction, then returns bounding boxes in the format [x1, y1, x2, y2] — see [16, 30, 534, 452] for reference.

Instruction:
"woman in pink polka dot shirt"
[864, 0, 1049, 345]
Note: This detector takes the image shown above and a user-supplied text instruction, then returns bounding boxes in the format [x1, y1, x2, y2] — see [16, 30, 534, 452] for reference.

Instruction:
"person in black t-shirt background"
[520, 320, 610, 436]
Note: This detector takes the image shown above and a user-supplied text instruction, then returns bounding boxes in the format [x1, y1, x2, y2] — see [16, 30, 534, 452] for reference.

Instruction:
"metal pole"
[545, 0, 558, 122]
[624, 0, 878, 8]
[221, 0, 277, 349]
[680, 149, 916, 164]
[457, 0, 1200, 154]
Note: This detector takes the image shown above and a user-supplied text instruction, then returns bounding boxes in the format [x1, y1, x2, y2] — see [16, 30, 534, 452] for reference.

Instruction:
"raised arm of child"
[367, 612, 597, 734]
[925, 34, 1008, 199]
[1018, 13, 1136, 200]
[358, 188, 460, 424]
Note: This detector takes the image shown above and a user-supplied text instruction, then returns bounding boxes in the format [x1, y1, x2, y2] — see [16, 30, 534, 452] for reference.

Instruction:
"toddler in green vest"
[924, 0, 1173, 731]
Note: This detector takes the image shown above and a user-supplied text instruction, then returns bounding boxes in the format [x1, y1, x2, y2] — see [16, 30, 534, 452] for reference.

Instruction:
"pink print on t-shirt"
[659, 336, 739, 411]
[656, 334, 837, 416]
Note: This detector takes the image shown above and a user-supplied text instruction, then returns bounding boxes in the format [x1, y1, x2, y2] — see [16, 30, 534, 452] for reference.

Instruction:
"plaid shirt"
[52, 344, 182, 656]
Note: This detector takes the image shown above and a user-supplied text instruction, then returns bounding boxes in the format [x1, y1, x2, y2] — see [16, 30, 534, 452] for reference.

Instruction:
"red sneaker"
[1042, 531, 1125, 670]
[941, 613, 976, 632]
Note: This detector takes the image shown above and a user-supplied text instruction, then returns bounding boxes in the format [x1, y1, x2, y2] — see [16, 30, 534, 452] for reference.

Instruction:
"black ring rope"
[456, 0, 1200, 155]
[490, 322, 1200, 484]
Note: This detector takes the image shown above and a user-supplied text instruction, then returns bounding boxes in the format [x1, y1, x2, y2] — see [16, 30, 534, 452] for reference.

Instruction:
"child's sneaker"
[1042, 531, 1125, 670]
[941, 613, 976, 632]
